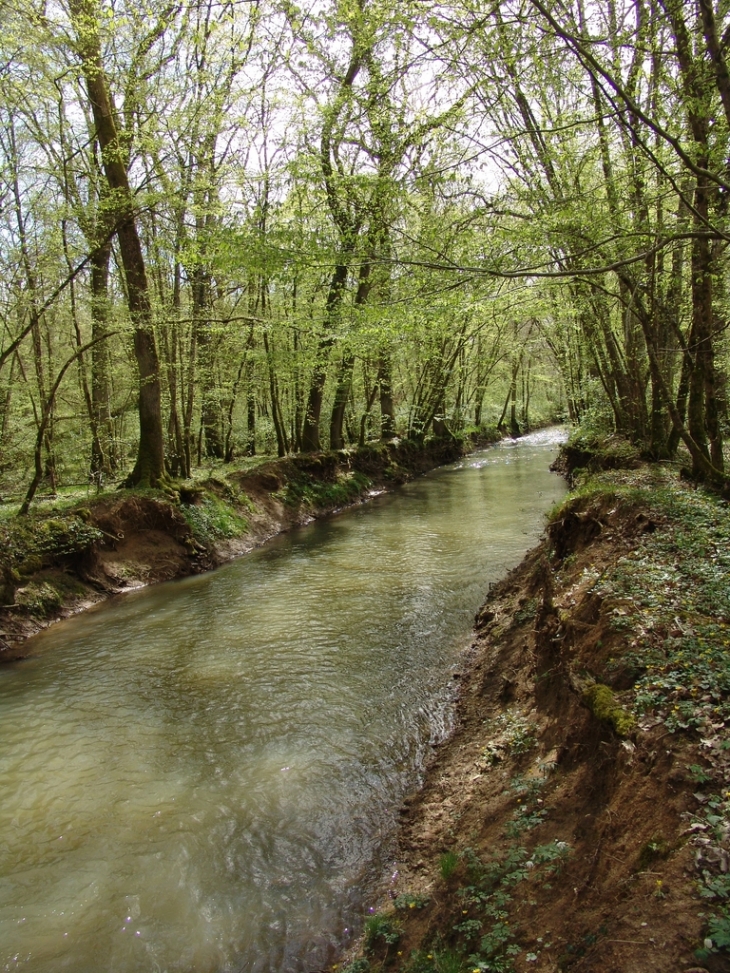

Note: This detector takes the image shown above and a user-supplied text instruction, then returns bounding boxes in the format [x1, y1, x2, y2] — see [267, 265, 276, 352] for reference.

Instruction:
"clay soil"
[357, 474, 730, 973]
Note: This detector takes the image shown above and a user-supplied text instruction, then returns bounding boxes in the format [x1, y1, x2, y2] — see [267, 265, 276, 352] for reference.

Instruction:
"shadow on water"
[0, 429, 567, 973]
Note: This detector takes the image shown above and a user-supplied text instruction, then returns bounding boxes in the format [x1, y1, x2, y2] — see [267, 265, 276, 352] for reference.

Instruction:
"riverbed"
[0, 430, 567, 973]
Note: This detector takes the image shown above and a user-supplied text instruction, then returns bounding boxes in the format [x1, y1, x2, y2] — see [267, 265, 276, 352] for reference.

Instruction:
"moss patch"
[582, 683, 636, 737]
[15, 581, 63, 616]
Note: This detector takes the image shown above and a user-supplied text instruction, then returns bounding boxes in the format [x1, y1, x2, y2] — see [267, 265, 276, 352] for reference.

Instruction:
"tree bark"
[89, 238, 116, 475]
[70, 0, 166, 487]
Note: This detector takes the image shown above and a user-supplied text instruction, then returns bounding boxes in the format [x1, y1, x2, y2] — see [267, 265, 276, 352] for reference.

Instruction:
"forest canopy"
[0, 0, 728, 501]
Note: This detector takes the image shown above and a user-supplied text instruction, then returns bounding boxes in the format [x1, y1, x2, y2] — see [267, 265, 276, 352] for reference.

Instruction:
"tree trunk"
[263, 331, 289, 457]
[378, 353, 396, 439]
[301, 262, 348, 452]
[71, 0, 166, 487]
[90, 239, 117, 475]
[329, 352, 355, 450]
[193, 267, 224, 460]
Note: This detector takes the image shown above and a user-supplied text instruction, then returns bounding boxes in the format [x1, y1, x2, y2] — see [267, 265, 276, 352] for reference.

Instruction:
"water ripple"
[0, 432, 567, 973]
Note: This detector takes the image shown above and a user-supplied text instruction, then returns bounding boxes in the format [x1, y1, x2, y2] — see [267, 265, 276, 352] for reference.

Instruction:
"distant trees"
[1, 0, 727, 507]
[445, 0, 730, 483]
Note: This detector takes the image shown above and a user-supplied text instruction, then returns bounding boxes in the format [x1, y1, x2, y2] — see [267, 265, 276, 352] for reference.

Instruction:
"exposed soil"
[0, 438, 465, 659]
[355, 474, 730, 973]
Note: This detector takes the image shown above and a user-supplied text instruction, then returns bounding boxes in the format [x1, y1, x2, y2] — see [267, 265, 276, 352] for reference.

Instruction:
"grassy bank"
[0, 436, 469, 657]
[340, 439, 730, 973]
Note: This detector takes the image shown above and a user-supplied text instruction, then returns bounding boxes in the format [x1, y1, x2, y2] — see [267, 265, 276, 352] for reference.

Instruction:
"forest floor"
[344, 445, 730, 973]
[0, 436, 467, 659]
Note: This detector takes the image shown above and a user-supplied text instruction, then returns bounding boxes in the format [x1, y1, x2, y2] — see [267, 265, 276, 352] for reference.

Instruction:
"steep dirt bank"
[0, 438, 465, 659]
[351, 464, 730, 973]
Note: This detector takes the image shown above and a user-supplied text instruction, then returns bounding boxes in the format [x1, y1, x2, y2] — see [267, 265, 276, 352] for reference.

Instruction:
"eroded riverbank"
[355, 459, 730, 973]
[0, 437, 467, 658]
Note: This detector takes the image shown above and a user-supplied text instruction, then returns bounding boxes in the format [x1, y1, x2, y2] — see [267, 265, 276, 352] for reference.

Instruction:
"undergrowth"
[277, 470, 372, 508]
[356, 780, 570, 973]
[452, 793, 570, 973]
[589, 482, 730, 732]
[180, 495, 248, 543]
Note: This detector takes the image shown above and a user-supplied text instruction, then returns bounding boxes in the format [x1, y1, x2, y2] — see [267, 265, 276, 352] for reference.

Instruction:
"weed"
[584, 481, 730, 733]
[181, 495, 248, 543]
[403, 948, 466, 973]
[364, 912, 402, 952]
[454, 917, 483, 938]
[439, 850, 459, 880]
[341, 960, 370, 973]
[689, 794, 730, 958]
[0, 514, 103, 576]
[432, 950, 466, 973]
[530, 840, 570, 874]
[279, 470, 372, 509]
[473, 921, 521, 965]
[705, 908, 730, 950]
[395, 892, 430, 911]
[688, 764, 713, 784]
[636, 835, 669, 871]
[505, 803, 547, 838]
[341, 957, 370, 973]
[514, 597, 538, 625]
[480, 710, 537, 765]
[448, 789, 571, 973]
[15, 580, 63, 615]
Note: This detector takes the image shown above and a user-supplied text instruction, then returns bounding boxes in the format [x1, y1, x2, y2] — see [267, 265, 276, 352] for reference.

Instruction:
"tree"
[69, 0, 167, 487]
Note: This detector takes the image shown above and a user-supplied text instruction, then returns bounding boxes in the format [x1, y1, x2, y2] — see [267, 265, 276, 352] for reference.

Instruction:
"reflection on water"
[0, 429, 567, 972]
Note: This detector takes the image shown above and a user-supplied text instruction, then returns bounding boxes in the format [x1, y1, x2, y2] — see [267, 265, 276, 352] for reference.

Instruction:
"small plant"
[690, 794, 730, 958]
[402, 948, 466, 973]
[181, 495, 248, 543]
[341, 959, 370, 973]
[440, 850, 459, 880]
[531, 840, 571, 874]
[636, 835, 669, 871]
[15, 580, 63, 615]
[705, 908, 730, 951]
[395, 892, 430, 911]
[279, 470, 372, 508]
[450, 827, 571, 973]
[453, 917, 483, 939]
[432, 949, 466, 973]
[474, 922, 522, 971]
[364, 912, 402, 952]
[514, 597, 537, 625]
[505, 804, 547, 838]
[480, 710, 537, 765]
[688, 763, 713, 784]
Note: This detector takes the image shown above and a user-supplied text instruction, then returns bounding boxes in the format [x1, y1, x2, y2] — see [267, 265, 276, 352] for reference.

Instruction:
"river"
[0, 429, 567, 973]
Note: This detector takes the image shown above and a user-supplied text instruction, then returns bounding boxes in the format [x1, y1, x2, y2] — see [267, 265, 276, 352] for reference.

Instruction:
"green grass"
[439, 850, 459, 880]
[277, 470, 372, 508]
[180, 495, 249, 544]
[364, 912, 402, 951]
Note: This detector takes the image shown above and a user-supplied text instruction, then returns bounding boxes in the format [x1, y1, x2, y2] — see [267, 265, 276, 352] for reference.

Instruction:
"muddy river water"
[0, 429, 567, 973]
